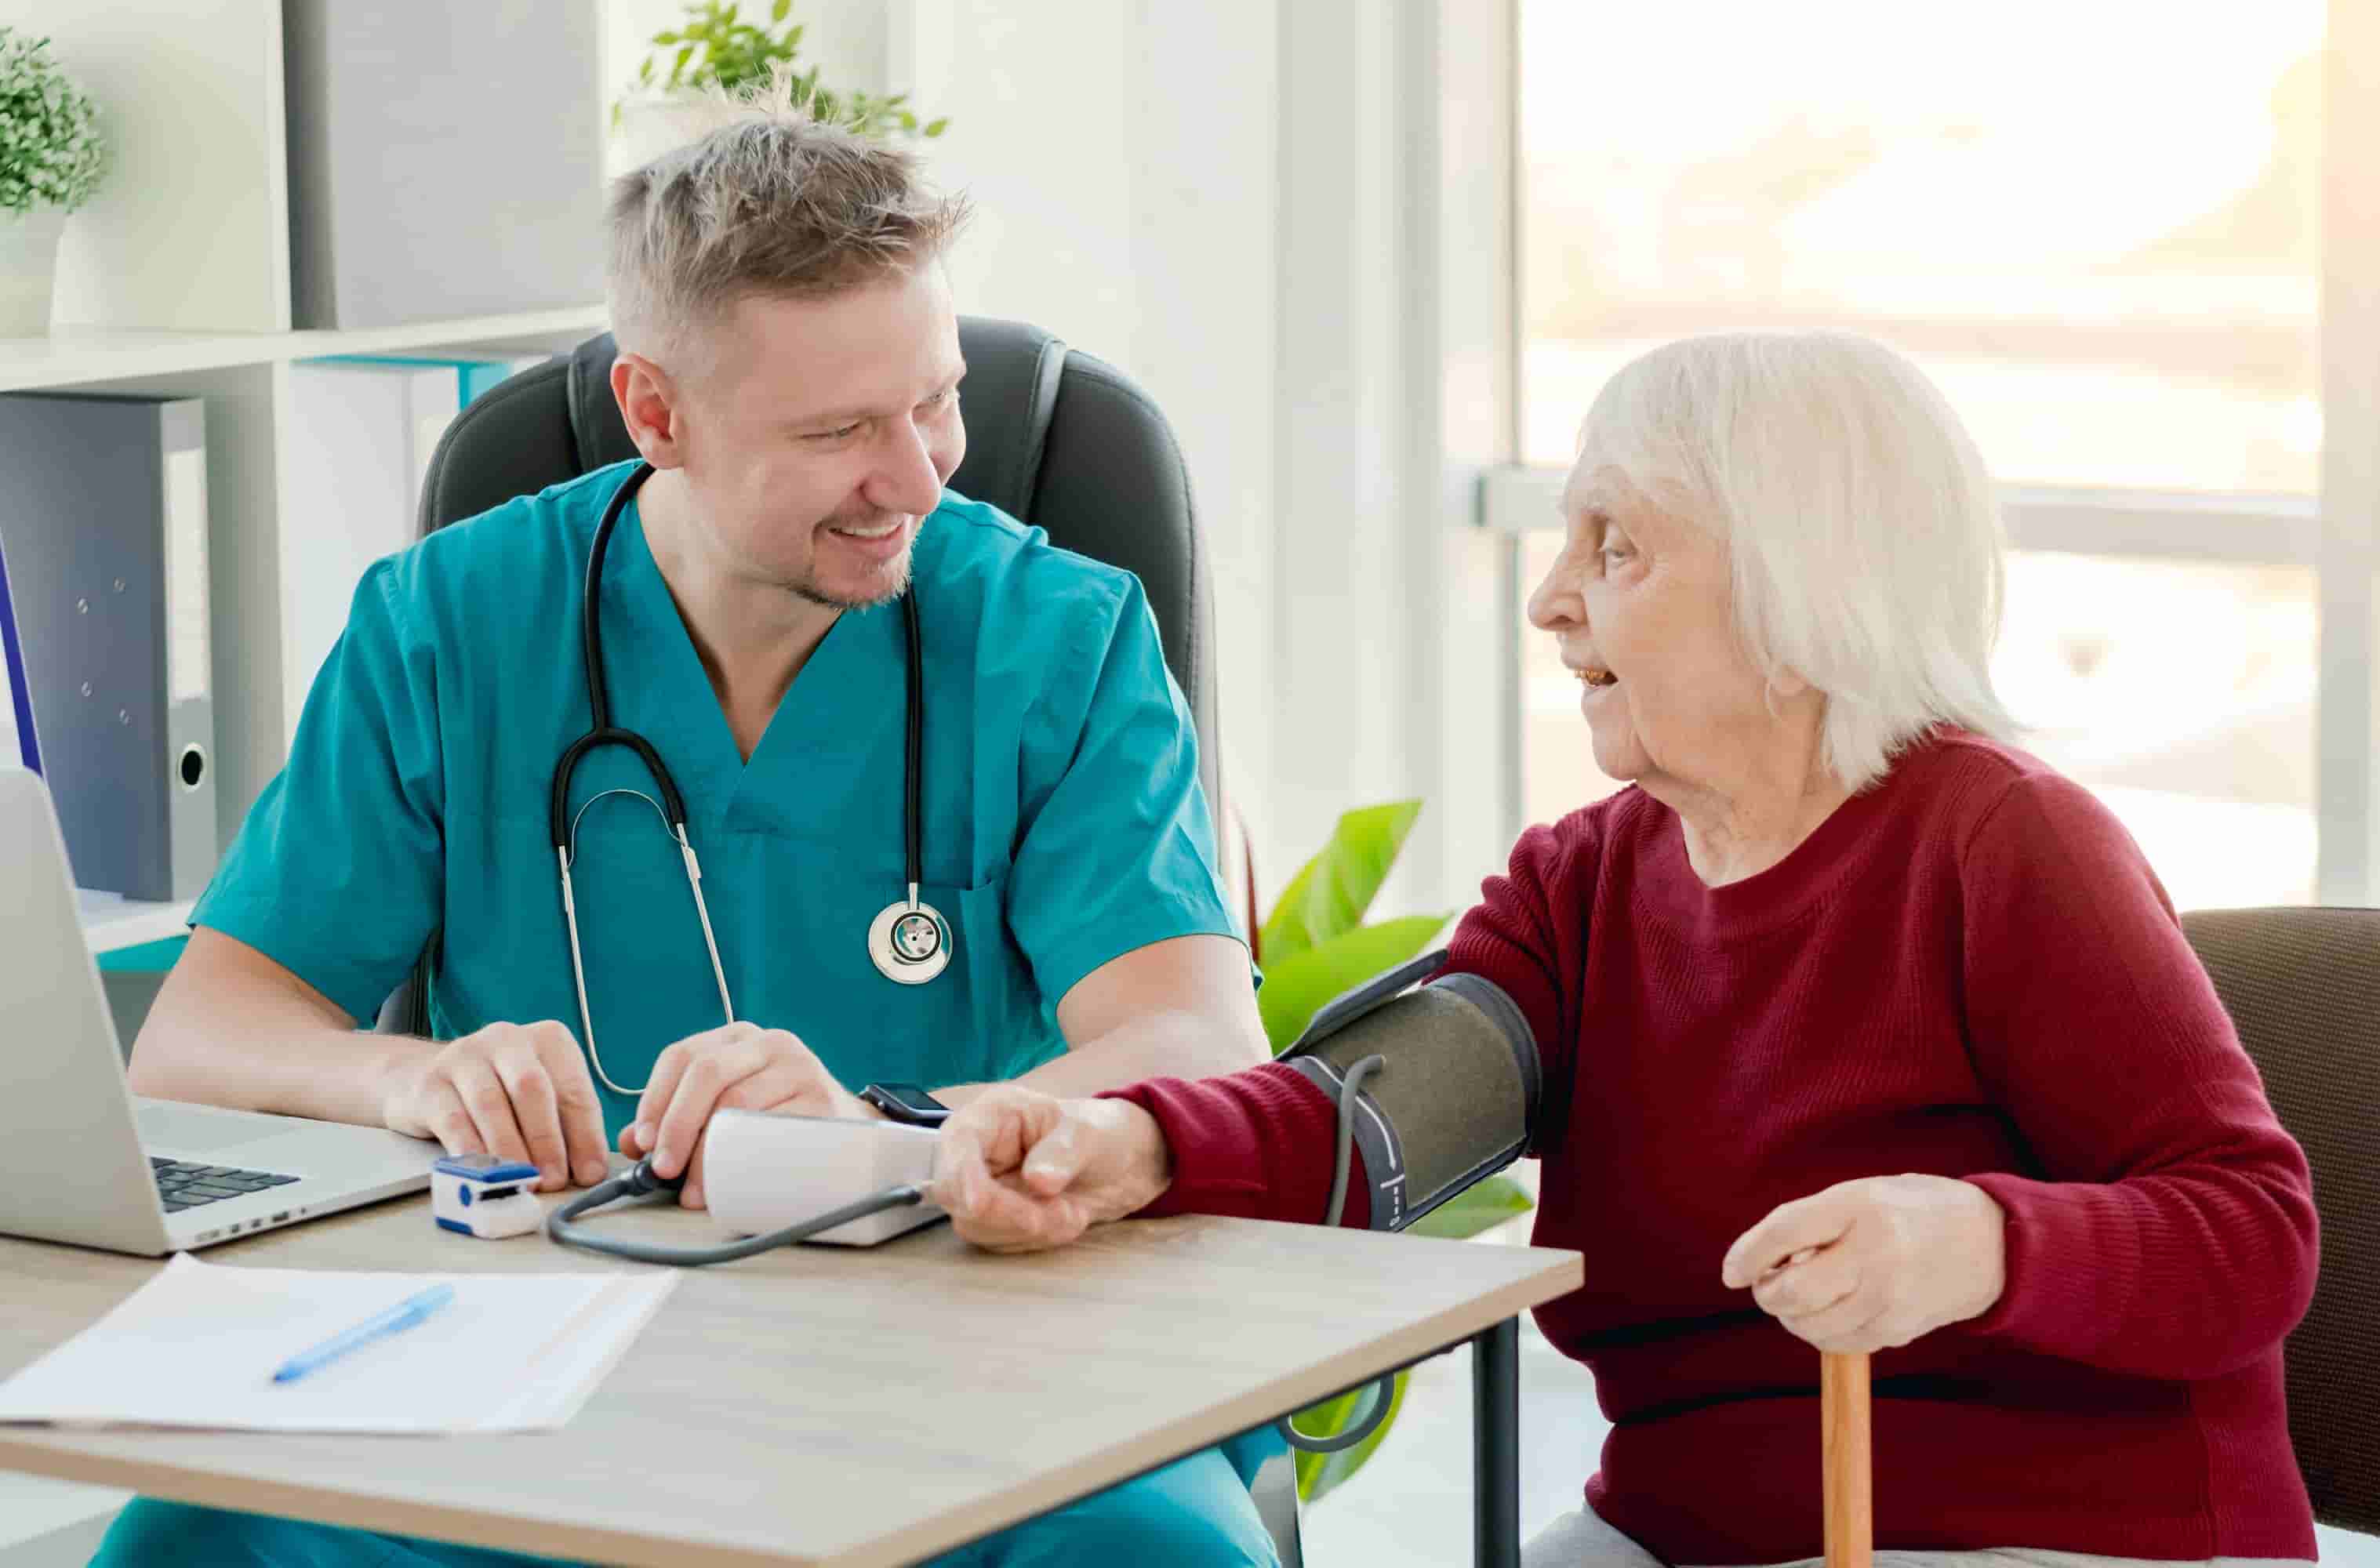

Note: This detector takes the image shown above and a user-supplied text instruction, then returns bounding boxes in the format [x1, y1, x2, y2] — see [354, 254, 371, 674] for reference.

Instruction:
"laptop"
[0, 765, 433, 1254]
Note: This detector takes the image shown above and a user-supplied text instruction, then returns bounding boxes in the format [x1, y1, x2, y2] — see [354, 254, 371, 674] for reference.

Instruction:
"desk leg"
[1473, 1316, 1520, 1568]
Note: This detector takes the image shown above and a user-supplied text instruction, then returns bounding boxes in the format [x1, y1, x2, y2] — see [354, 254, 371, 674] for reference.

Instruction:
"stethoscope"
[553, 462, 951, 1096]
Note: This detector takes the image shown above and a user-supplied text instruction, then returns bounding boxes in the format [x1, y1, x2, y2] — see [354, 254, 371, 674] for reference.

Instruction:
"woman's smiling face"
[1524, 463, 1789, 797]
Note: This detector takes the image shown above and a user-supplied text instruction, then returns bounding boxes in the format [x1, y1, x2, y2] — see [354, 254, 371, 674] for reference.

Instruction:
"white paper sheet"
[0, 1254, 676, 1434]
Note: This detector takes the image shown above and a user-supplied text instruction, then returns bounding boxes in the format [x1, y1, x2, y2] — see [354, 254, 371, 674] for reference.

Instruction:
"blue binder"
[0, 529, 38, 773]
[0, 393, 216, 902]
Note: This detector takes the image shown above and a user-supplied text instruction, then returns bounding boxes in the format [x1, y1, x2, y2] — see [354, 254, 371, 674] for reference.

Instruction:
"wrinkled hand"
[616, 1022, 878, 1209]
[1721, 1174, 2008, 1354]
[380, 1019, 609, 1192]
[929, 1086, 1172, 1253]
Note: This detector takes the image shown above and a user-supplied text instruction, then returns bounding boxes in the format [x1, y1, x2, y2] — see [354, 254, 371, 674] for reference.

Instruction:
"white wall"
[600, 0, 1293, 890]
[894, 0, 1288, 896]
[597, 1, 1503, 919]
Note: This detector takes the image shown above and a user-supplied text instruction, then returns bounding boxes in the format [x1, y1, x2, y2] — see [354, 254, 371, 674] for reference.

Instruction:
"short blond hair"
[605, 77, 968, 377]
[1578, 332, 2017, 792]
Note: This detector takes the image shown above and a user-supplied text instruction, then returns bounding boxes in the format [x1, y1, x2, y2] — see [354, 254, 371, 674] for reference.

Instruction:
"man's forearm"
[935, 1007, 1267, 1109]
[126, 929, 433, 1128]
[131, 1001, 432, 1127]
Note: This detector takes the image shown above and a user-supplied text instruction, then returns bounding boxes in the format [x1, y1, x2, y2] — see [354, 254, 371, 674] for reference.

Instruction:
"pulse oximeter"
[431, 1153, 545, 1239]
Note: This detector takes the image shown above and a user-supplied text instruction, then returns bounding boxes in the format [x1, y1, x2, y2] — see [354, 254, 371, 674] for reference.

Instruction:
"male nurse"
[100, 101, 1280, 1568]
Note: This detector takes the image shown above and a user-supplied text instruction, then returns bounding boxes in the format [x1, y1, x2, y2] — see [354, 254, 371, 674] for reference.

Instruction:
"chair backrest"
[416, 319, 1222, 808]
[377, 318, 1248, 1032]
[2179, 906, 2380, 1536]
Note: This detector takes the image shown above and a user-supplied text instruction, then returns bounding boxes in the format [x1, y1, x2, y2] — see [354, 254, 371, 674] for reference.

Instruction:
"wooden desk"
[1, 1195, 1581, 1567]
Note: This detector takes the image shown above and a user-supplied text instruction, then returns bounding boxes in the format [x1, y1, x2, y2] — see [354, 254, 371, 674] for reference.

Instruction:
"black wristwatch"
[859, 1081, 952, 1128]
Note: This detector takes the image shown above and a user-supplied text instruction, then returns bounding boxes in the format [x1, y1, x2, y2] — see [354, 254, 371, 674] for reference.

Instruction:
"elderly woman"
[929, 333, 2321, 1567]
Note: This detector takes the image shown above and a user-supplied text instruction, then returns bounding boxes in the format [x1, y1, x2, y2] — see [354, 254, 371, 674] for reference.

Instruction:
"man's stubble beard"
[786, 543, 914, 612]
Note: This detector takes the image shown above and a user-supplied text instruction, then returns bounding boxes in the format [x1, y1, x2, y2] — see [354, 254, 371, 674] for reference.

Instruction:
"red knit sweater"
[1110, 732, 2319, 1563]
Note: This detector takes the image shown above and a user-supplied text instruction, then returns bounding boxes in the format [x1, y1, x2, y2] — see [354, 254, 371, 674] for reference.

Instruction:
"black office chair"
[2179, 908, 2380, 1539]
[381, 317, 1298, 1562]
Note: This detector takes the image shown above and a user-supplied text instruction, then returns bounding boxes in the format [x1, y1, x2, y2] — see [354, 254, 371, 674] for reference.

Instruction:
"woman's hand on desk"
[931, 1087, 1172, 1253]
[380, 1020, 611, 1193]
[618, 1022, 879, 1209]
[1721, 1174, 2008, 1353]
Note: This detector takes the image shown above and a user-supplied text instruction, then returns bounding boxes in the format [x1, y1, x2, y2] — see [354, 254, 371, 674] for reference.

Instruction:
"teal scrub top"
[194, 460, 1241, 1138]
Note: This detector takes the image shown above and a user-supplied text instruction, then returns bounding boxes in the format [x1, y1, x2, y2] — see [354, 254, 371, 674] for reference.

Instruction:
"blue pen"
[270, 1283, 456, 1385]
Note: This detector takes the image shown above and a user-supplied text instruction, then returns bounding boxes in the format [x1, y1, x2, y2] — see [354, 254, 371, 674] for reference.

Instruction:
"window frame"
[1478, 0, 2375, 904]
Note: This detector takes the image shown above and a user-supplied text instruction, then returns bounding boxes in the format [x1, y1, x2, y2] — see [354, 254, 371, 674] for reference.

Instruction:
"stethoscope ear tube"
[550, 728, 692, 849]
[871, 578, 949, 982]
[548, 462, 952, 1094]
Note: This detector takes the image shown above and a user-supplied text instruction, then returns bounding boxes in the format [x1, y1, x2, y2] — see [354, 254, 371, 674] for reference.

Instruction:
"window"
[1513, 530, 2317, 909]
[1518, 0, 2322, 493]
[1499, 0, 2359, 908]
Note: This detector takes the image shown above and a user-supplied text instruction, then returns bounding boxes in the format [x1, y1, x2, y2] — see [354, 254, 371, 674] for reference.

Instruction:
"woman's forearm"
[1965, 1127, 2318, 1379]
[1103, 1062, 1364, 1226]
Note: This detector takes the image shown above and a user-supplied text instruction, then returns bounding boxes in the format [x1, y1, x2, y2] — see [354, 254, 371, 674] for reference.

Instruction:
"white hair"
[1576, 332, 2017, 793]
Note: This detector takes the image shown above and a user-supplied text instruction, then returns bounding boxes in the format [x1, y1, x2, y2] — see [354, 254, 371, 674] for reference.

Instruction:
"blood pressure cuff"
[1278, 949, 1542, 1232]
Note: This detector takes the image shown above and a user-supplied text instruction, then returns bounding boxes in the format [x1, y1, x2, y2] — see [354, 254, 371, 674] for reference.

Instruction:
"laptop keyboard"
[151, 1156, 300, 1214]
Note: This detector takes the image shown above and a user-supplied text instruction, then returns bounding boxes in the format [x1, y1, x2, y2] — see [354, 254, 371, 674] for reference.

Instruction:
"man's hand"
[1721, 1174, 2008, 1354]
[379, 1020, 609, 1192]
[929, 1086, 1172, 1253]
[616, 1022, 877, 1209]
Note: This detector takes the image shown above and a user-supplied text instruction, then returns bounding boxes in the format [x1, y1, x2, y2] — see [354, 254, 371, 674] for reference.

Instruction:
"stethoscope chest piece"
[869, 893, 951, 985]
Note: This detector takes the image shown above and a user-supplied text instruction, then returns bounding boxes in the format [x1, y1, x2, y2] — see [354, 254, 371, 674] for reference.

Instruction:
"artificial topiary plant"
[0, 28, 107, 219]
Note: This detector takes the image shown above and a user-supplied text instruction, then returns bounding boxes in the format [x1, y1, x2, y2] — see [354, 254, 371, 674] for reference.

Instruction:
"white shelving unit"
[73, 889, 200, 955]
[20, 304, 617, 958]
[0, 3, 615, 956]
[23, 307, 613, 959]
[0, 308, 608, 397]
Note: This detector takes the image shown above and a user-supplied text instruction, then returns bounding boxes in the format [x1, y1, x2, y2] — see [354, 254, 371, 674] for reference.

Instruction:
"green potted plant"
[0, 27, 105, 337]
[612, 0, 948, 169]
[1255, 800, 1535, 1504]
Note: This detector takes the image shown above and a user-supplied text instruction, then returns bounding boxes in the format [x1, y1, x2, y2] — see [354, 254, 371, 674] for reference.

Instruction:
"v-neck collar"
[605, 495, 901, 825]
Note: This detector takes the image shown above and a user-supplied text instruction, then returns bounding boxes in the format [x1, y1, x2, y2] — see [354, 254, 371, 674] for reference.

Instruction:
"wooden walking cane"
[1821, 1352, 1873, 1568]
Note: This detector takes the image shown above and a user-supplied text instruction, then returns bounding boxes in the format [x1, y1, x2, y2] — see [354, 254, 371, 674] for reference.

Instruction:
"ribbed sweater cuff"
[1962, 1171, 2136, 1364]
[1099, 1063, 1364, 1227]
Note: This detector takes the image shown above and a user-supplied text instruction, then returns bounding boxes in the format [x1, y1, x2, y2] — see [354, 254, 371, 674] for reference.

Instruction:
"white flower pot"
[0, 211, 67, 337]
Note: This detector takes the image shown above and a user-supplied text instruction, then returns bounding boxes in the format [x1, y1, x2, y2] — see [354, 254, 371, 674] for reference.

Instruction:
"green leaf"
[771, 0, 790, 20]
[1404, 1174, 1533, 1240]
[922, 117, 949, 137]
[1259, 800, 1423, 960]
[1257, 850, 1324, 964]
[1305, 800, 1423, 945]
[1293, 1369, 1409, 1504]
[1258, 915, 1450, 1052]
